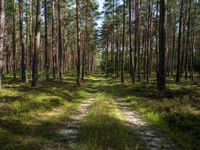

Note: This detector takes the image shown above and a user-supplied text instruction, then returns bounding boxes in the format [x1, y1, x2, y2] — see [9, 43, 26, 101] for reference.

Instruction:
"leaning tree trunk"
[0, 0, 5, 89]
[32, 0, 41, 87]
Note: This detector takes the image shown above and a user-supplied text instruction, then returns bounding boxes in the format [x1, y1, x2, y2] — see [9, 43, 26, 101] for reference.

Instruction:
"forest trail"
[56, 75, 177, 150]
[116, 99, 176, 150]
[58, 96, 95, 149]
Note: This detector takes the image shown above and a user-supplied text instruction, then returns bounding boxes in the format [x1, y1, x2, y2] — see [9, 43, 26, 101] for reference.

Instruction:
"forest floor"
[0, 73, 199, 150]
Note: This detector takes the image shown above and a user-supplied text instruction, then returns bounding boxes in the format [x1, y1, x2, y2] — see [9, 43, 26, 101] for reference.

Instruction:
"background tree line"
[0, 0, 101, 88]
[100, 0, 200, 90]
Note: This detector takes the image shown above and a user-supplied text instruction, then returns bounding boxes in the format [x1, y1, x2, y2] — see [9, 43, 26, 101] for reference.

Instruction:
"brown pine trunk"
[19, 0, 27, 82]
[76, 0, 81, 86]
[121, 0, 125, 83]
[185, 0, 192, 79]
[12, 0, 16, 80]
[58, 0, 62, 79]
[44, 0, 49, 81]
[52, 0, 56, 79]
[32, 0, 41, 87]
[176, 0, 183, 82]
[158, 0, 166, 90]
[129, 0, 134, 83]
[0, 0, 5, 89]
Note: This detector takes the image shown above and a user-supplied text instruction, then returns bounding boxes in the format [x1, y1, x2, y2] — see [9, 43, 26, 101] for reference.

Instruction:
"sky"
[97, 0, 104, 27]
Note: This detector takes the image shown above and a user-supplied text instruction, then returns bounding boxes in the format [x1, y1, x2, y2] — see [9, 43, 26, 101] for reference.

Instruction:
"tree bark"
[76, 0, 81, 86]
[32, 0, 41, 87]
[44, 0, 49, 81]
[0, 0, 5, 89]
[12, 0, 16, 80]
[58, 0, 62, 79]
[129, 0, 134, 83]
[158, 0, 166, 90]
[19, 0, 27, 82]
[176, 0, 183, 82]
[121, 0, 125, 83]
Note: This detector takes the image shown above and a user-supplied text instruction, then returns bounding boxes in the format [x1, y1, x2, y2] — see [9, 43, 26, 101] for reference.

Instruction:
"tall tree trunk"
[58, 0, 62, 79]
[137, 0, 142, 82]
[32, 0, 41, 87]
[29, 0, 33, 76]
[76, 0, 81, 86]
[158, 0, 166, 90]
[52, 0, 56, 79]
[185, 0, 191, 79]
[146, 0, 151, 84]
[82, 0, 89, 79]
[129, 0, 134, 83]
[121, 0, 125, 83]
[176, 0, 183, 82]
[19, 0, 27, 82]
[13, 0, 16, 80]
[44, 0, 49, 81]
[0, 0, 5, 89]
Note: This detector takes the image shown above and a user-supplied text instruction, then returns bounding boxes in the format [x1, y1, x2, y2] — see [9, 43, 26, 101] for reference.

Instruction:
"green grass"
[1, 73, 200, 150]
[77, 93, 146, 150]
[91, 73, 200, 150]
[0, 74, 93, 149]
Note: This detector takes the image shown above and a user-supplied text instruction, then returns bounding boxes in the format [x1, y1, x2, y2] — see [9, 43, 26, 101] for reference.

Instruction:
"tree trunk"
[52, 0, 56, 79]
[158, 0, 166, 90]
[19, 0, 27, 82]
[32, 0, 41, 87]
[76, 0, 81, 86]
[185, 0, 191, 79]
[0, 0, 5, 89]
[58, 0, 62, 79]
[13, 0, 16, 80]
[44, 0, 49, 81]
[176, 0, 183, 82]
[129, 0, 134, 83]
[121, 0, 125, 83]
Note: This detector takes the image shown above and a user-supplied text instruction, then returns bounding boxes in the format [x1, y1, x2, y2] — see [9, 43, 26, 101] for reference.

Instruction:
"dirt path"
[117, 98, 177, 150]
[58, 97, 94, 149]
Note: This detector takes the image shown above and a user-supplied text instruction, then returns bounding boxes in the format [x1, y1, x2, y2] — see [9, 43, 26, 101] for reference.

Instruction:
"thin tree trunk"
[13, 0, 16, 80]
[185, 0, 191, 79]
[176, 0, 183, 82]
[121, 0, 125, 83]
[44, 0, 49, 81]
[52, 0, 56, 79]
[76, 0, 81, 86]
[58, 0, 62, 79]
[19, 0, 27, 82]
[129, 0, 134, 83]
[0, 0, 5, 89]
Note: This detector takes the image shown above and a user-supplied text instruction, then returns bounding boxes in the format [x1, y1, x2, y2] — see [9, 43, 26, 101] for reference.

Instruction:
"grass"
[0, 73, 92, 149]
[92, 73, 200, 150]
[1, 73, 200, 150]
[77, 93, 146, 150]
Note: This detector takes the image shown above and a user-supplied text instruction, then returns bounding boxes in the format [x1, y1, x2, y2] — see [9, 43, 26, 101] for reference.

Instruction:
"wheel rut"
[116, 98, 177, 150]
[58, 97, 94, 149]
